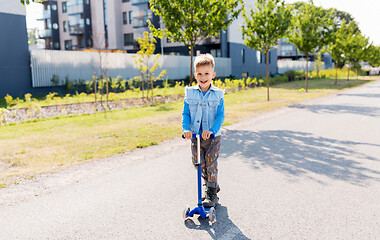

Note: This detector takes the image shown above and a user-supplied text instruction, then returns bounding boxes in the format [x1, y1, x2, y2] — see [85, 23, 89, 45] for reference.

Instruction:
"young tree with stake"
[148, 0, 243, 85]
[288, 1, 334, 92]
[241, 0, 291, 101]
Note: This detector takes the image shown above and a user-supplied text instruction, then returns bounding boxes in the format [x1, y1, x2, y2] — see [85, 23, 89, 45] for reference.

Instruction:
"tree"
[241, 0, 291, 101]
[344, 31, 370, 80]
[148, 0, 243, 85]
[328, 20, 353, 85]
[133, 32, 167, 100]
[20, 0, 42, 5]
[28, 28, 37, 45]
[367, 45, 380, 67]
[287, 1, 334, 92]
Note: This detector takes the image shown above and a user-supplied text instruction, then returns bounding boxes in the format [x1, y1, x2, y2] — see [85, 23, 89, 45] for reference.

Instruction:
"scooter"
[182, 133, 217, 224]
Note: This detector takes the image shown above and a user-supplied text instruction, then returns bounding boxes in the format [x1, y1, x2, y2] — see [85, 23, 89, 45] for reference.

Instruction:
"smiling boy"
[182, 53, 225, 207]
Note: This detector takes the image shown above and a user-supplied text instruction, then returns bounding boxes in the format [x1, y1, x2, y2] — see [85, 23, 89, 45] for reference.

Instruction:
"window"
[257, 50, 262, 64]
[124, 33, 133, 46]
[63, 21, 67, 32]
[65, 40, 72, 50]
[123, 12, 127, 24]
[211, 49, 221, 58]
[122, 0, 130, 2]
[62, 2, 67, 13]
[241, 49, 245, 64]
[129, 11, 133, 24]
[51, 3, 57, 11]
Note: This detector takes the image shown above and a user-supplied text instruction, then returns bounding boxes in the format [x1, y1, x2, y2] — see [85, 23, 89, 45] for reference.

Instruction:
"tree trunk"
[100, 74, 103, 107]
[106, 71, 109, 108]
[151, 70, 154, 101]
[347, 67, 349, 81]
[141, 72, 145, 98]
[190, 46, 194, 86]
[356, 69, 358, 80]
[305, 54, 309, 92]
[265, 51, 270, 102]
[335, 66, 338, 85]
[94, 73, 97, 109]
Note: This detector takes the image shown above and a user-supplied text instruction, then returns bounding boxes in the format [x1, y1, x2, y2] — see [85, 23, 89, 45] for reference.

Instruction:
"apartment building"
[277, 38, 333, 69]
[36, 0, 277, 78]
[37, 0, 158, 52]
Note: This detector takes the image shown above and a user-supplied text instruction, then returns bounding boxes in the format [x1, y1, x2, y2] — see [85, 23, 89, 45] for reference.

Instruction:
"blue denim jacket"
[182, 84, 225, 137]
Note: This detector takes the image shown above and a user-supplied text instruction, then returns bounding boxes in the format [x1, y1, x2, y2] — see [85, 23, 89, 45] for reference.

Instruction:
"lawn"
[0, 77, 376, 187]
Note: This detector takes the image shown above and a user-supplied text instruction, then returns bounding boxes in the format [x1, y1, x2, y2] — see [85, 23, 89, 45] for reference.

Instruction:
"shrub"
[284, 70, 296, 81]
[111, 77, 119, 92]
[51, 74, 60, 86]
[46, 92, 57, 101]
[119, 79, 127, 92]
[85, 81, 93, 93]
[64, 77, 74, 92]
[24, 93, 32, 102]
[4, 94, 13, 108]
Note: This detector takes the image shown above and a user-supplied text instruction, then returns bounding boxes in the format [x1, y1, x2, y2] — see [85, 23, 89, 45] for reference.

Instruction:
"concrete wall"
[0, 0, 33, 98]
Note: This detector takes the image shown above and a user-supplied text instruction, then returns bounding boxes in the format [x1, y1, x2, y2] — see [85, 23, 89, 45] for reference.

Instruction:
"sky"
[25, 0, 380, 46]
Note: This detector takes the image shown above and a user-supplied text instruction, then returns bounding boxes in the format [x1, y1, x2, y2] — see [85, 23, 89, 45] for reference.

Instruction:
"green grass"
[0, 77, 377, 187]
[0, 86, 185, 109]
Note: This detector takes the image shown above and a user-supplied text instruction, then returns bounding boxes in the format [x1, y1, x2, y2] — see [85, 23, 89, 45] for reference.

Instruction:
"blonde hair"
[194, 53, 215, 70]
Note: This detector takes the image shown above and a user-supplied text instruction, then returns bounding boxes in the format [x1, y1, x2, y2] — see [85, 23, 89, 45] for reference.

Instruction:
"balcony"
[67, 3, 83, 15]
[201, 35, 220, 45]
[42, 8, 51, 19]
[69, 21, 85, 35]
[36, 8, 51, 21]
[131, 0, 149, 5]
[133, 16, 150, 28]
[37, 29, 52, 39]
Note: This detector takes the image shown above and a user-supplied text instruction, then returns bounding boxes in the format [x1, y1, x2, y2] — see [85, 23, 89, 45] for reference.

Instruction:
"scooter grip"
[182, 133, 215, 139]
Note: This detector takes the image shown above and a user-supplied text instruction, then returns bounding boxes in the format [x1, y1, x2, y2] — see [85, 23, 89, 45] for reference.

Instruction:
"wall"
[230, 43, 278, 78]
[30, 50, 232, 87]
[0, 0, 33, 98]
[277, 60, 314, 74]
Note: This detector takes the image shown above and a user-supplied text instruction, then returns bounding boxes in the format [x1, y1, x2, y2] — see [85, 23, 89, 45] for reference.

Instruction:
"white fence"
[277, 59, 320, 74]
[30, 50, 232, 87]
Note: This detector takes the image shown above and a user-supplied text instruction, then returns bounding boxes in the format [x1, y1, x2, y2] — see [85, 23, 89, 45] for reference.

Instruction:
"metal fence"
[30, 50, 232, 87]
[277, 60, 319, 74]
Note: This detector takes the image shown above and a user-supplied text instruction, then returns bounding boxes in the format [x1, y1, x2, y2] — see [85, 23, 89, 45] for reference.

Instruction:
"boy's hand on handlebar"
[183, 131, 193, 140]
[202, 130, 213, 140]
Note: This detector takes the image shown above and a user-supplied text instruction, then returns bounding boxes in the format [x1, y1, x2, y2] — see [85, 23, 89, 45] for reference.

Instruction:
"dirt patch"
[0, 161, 9, 173]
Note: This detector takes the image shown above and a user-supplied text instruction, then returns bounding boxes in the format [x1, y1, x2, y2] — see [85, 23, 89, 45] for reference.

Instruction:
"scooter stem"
[197, 135, 203, 205]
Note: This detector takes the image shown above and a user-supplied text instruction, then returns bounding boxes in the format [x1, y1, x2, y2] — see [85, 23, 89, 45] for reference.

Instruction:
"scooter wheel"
[183, 206, 191, 220]
[209, 207, 216, 224]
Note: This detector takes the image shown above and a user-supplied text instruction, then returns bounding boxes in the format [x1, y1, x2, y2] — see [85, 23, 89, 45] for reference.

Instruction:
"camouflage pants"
[191, 136, 221, 188]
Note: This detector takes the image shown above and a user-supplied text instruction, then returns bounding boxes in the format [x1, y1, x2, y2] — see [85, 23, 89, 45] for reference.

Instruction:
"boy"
[182, 53, 225, 208]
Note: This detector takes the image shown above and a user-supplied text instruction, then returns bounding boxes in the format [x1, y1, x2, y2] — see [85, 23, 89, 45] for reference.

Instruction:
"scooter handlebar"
[182, 133, 215, 140]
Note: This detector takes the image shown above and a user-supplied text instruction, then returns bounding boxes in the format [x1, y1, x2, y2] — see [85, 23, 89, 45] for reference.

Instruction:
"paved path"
[1, 80, 379, 239]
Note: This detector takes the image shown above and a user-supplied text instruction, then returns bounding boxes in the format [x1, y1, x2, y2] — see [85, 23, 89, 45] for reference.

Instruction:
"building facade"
[277, 38, 333, 69]
[0, 0, 33, 97]
[36, 0, 277, 78]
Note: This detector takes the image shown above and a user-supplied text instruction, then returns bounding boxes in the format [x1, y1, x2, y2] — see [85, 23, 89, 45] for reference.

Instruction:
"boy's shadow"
[184, 205, 251, 239]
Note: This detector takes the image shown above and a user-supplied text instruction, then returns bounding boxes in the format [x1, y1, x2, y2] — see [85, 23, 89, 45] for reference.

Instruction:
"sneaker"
[203, 187, 218, 208]
[202, 185, 220, 201]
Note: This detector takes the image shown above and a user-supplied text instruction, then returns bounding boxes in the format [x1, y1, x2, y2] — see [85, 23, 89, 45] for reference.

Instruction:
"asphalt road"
[1, 80, 379, 240]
